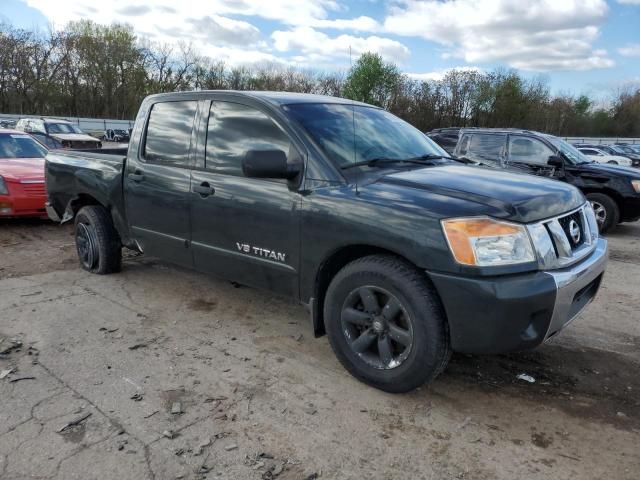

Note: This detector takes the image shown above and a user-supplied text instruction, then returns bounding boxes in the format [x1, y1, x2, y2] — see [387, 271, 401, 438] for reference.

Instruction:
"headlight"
[0, 176, 8, 195]
[442, 217, 535, 266]
[632, 180, 640, 193]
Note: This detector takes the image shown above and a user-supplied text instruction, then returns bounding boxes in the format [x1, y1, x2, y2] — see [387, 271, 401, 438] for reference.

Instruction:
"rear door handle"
[193, 182, 214, 197]
[128, 172, 145, 182]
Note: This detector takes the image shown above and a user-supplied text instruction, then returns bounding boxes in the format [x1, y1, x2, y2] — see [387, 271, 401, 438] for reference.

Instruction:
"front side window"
[508, 136, 554, 166]
[144, 101, 197, 166]
[206, 101, 292, 176]
[283, 103, 447, 169]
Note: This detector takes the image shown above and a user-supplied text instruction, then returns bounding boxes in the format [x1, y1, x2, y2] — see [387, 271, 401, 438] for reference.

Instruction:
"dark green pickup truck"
[45, 91, 608, 392]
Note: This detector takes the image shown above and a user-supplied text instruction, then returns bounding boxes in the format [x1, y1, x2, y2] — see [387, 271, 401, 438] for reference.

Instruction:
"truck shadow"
[437, 343, 640, 430]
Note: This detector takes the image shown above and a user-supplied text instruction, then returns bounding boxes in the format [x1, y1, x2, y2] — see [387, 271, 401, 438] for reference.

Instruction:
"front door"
[124, 100, 198, 267]
[189, 100, 301, 297]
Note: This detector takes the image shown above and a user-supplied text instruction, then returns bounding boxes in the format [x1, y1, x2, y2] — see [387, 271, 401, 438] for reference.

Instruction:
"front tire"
[586, 193, 619, 234]
[74, 206, 122, 274]
[324, 255, 451, 393]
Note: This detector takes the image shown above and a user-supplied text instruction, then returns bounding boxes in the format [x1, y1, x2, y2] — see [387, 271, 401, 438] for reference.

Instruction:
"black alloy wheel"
[341, 286, 413, 370]
[76, 221, 99, 270]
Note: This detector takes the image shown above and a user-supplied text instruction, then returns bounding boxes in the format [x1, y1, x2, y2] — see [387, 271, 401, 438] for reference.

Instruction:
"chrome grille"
[527, 203, 599, 270]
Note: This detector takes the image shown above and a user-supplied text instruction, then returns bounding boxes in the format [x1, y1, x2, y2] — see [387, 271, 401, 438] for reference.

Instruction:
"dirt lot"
[1, 218, 639, 480]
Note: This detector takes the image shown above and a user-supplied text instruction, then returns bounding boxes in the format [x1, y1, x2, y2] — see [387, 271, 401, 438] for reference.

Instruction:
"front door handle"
[128, 171, 145, 182]
[193, 182, 215, 197]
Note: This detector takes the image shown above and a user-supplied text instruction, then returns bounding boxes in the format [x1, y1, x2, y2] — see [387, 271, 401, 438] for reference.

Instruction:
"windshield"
[283, 103, 449, 169]
[544, 135, 592, 164]
[47, 123, 83, 134]
[0, 133, 48, 158]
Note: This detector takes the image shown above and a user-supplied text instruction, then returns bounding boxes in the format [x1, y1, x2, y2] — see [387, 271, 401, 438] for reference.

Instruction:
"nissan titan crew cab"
[45, 92, 609, 393]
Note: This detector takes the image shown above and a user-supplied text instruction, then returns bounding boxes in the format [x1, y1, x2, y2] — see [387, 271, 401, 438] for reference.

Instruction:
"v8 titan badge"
[236, 242, 286, 263]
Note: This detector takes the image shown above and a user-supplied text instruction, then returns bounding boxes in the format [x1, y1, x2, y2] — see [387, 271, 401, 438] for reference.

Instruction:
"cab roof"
[148, 90, 376, 108]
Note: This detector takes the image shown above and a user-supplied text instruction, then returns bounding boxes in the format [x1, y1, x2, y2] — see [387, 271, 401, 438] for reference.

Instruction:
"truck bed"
[45, 148, 131, 244]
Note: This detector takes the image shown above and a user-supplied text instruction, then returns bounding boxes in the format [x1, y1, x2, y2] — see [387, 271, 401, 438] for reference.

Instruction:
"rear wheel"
[324, 255, 451, 393]
[74, 205, 122, 274]
[586, 193, 619, 234]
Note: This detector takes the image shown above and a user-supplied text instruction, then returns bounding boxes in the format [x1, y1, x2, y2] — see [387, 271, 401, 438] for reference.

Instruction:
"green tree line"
[1, 21, 639, 136]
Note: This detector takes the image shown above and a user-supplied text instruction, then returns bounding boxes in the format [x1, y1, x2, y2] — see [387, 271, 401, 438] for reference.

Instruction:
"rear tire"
[324, 255, 451, 393]
[586, 193, 619, 234]
[74, 206, 122, 274]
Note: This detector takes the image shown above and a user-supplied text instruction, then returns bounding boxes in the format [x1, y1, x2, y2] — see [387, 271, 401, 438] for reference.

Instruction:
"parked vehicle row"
[0, 130, 48, 218]
[45, 91, 609, 393]
[425, 128, 640, 233]
[15, 118, 102, 149]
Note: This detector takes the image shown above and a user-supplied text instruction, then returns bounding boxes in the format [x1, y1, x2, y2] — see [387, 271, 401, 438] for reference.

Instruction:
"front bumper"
[429, 238, 608, 354]
[0, 193, 47, 218]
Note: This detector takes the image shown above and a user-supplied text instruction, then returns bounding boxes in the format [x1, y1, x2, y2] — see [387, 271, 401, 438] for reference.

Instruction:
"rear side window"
[458, 134, 507, 167]
[206, 101, 291, 176]
[143, 101, 197, 166]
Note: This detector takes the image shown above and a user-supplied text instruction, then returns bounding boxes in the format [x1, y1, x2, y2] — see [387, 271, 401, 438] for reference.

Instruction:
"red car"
[0, 129, 48, 218]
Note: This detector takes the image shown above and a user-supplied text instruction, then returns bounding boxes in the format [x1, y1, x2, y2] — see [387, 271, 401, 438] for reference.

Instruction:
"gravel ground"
[0, 218, 638, 480]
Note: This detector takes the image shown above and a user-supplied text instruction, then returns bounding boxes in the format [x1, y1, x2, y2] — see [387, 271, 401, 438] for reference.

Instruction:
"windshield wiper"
[341, 154, 453, 170]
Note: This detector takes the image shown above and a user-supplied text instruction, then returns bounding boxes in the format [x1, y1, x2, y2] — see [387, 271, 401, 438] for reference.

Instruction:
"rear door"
[456, 133, 507, 168]
[189, 99, 302, 297]
[124, 99, 198, 267]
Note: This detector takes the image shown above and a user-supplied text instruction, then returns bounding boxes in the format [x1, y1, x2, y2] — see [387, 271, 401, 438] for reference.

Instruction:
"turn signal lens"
[631, 180, 640, 193]
[442, 218, 535, 266]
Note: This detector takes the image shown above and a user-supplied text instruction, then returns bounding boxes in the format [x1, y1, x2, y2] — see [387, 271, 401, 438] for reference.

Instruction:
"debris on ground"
[130, 392, 144, 401]
[0, 338, 22, 355]
[0, 368, 14, 379]
[304, 403, 317, 415]
[194, 437, 212, 456]
[128, 343, 148, 350]
[516, 373, 536, 383]
[171, 401, 182, 414]
[294, 333, 304, 342]
[58, 413, 92, 433]
[9, 376, 35, 383]
[99, 327, 119, 333]
[162, 430, 176, 439]
[224, 444, 238, 451]
[143, 410, 159, 419]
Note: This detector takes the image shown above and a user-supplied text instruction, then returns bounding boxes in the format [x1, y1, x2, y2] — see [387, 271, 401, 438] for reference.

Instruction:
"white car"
[577, 147, 633, 167]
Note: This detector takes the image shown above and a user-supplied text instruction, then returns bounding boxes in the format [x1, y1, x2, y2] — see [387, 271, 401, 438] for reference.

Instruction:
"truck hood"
[375, 164, 584, 223]
[50, 133, 100, 143]
[578, 161, 640, 178]
[0, 158, 45, 182]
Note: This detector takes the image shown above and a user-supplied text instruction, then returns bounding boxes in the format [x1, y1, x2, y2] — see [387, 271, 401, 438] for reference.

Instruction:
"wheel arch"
[309, 244, 431, 337]
[582, 187, 624, 215]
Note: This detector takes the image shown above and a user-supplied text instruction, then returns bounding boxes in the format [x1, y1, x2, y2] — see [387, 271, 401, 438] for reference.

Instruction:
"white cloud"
[272, 27, 410, 64]
[383, 0, 614, 71]
[619, 44, 640, 56]
[617, 0, 640, 4]
[22, 0, 391, 68]
[407, 66, 483, 81]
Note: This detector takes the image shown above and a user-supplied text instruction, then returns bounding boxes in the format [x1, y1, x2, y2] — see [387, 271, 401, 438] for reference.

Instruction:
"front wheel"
[75, 206, 122, 274]
[586, 193, 619, 234]
[324, 255, 451, 393]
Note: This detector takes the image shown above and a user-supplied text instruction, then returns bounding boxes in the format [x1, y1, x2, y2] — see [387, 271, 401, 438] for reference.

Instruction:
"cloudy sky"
[2, 0, 639, 94]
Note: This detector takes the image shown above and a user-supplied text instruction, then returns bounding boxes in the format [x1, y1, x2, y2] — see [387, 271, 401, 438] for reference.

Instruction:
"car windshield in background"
[0, 133, 48, 158]
[283, 103, 449, 169]
[47, 123, 82, 134]
[545, 136, 592, 164]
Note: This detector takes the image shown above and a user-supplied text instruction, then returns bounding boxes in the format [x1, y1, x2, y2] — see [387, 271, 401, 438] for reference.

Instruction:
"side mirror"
[242, 150, 300, 180]
[547, 155, 563, 167]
